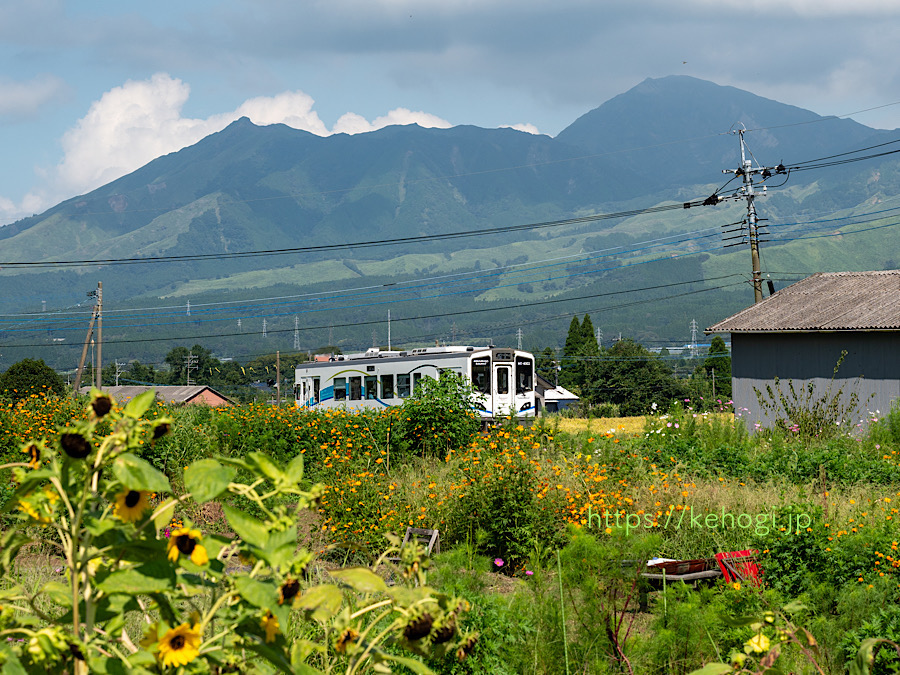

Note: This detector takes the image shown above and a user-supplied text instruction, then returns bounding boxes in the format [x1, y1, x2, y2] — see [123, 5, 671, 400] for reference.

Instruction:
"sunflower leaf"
[222, 505, 269, 549]
[122, 389, 156, 419]
[112, 453, 171, 494]
[184, 459, 234, 503]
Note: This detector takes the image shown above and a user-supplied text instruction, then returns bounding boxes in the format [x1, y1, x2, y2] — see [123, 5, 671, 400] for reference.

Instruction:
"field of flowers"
[2, 392, 900, 673]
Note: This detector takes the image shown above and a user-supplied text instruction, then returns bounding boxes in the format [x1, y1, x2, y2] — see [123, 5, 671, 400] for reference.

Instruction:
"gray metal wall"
[730, 332, 900, 431]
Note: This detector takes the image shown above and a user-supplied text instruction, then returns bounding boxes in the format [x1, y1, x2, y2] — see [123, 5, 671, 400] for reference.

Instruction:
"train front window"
[334, 377, 346, 401]
[516, 357, 533, 394]
[313, 377, 321, 403]
[397, 374, 411, 398]
[349, 376, 362, 400]
[365, 375, 378, 400]
[381, 374, 394, 398]
[471, 358, 491, 395]
[497, 367, 509, 395]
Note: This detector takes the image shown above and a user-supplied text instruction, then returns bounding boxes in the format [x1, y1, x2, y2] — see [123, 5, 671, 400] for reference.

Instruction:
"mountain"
[1, 75, 897, 369]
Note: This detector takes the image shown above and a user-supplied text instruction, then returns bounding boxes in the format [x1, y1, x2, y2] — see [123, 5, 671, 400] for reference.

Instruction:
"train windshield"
[471, 357, 491, 394]
[515, 357, 533, 394]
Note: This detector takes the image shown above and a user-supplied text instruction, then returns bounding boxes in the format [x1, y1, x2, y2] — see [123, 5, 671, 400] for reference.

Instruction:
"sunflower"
[157, 622, 201, 668]
[166, 528, 209, 566]
[115, 489, 150, 523]
[60, 432, 91, 459]
[278, 578, 300, 605]
[90, 393, 113, 419]
[261, 611, 279, 644]
[21, 442, 41, 469]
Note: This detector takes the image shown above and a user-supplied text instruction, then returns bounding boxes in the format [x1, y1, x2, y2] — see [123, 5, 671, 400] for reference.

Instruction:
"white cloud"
[332, 107, 451, 134]
[500, 123, 540, 135]
[0, 74, 68, 119]
[2, 74, 453, 223]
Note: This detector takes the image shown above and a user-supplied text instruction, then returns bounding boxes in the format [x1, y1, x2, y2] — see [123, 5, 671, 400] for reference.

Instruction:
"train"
[294, 345, 537, 422]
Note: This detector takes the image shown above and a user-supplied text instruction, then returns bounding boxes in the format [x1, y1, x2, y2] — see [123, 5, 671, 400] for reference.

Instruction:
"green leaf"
[41, 580, 72, 608]
[123, 389, 156, 418]
[112, 453, 171, 493]
[233, 576, 276, 609]
[686, 664, 733, 675]
[384, 655, 436, 675]
[184, 459, 234, 503]
[84, 516, 118, 537]
[285, 454, 305, 485]
[97, 561, 176, 594]
[247, 452, 284, 484]
[330, 568, 388, 594]
[223, 505, 269, 549]
[296, 584, 343, 622]
[0, 644, 27, 675]
[152, 497, 177, 533]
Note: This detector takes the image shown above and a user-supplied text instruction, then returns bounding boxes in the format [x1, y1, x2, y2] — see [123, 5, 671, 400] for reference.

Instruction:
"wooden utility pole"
[72, 283, 102, 397]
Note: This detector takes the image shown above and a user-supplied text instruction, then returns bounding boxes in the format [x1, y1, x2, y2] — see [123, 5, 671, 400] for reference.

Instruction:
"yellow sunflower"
[21, 442, 41, 469]
[166, 528, 209, 566]
[115, 489, 150, 523]
[261, 611, 279, 644]
[157, 622, 201, 668]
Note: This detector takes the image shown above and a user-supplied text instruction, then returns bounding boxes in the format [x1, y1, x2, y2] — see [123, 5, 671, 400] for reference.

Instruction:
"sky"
[1, 0, 900, 226]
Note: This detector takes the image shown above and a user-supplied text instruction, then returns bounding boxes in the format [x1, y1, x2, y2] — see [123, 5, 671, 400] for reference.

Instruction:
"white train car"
[294, 346, 536, 422]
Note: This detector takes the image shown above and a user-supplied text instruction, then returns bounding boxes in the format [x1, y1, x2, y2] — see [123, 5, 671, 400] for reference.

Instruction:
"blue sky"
[2, 0, 900, 225]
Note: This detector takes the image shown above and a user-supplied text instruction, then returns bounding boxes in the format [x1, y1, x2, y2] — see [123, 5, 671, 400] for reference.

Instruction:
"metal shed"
[707, 270, 900, 429]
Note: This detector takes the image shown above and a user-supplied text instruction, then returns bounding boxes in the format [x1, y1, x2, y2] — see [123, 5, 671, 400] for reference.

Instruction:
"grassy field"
[1, 396, 899, 674]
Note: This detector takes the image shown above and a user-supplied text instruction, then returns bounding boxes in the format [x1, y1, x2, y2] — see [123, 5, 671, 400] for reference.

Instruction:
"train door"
[493, 362, 513, 417]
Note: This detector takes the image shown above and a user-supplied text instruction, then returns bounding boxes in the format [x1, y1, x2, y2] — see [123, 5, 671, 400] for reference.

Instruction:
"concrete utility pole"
[95, 282, 102, 389]
[722, 129, 784, 303]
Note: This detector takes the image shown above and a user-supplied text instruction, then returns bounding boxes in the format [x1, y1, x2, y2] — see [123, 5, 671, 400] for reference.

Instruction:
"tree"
[163, 345, 220, 385]
[535, 347, 558, 384]
[558, 316, 583, 390]
[592, 339, 686, 415]
[703, 335, 732, 400]
[559, 315, 601, 396]
[0, 358, 65, 400]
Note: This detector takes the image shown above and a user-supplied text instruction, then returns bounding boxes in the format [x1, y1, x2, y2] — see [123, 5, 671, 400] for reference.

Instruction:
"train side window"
[413, 372, 423, 393]
[349, 376, 362, 400]
[471, 358, 491, 395]
[313, 377, 321, 403]
[365, 375, 378, 400]
[397, 374, 411, 398]
[381, 374, 395, 398]
[515, 357, 533, 394]
[334, 377, 346, 401]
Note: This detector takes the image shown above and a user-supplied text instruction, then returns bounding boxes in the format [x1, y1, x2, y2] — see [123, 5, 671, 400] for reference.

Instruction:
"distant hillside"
[0, 75, 898, 369]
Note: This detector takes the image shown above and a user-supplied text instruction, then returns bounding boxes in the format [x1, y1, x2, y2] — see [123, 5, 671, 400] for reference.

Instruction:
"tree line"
[535, 315, 731, 415]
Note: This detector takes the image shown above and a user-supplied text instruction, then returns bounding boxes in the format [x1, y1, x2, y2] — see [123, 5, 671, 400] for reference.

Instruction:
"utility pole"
[387, 311, 391, 350]
[276, 350, 281, 406]
[72, 283, 101, 397]
[262, 318, 267, 338]
[516, 328, 523, 350]
[722, 128, 783, 303]
[184, 351, 198, 386]
[115, 360, 125, 386]
[690, 319, 699, 359]
[294, 316, 300, 351]
[95, 282, 102, 389]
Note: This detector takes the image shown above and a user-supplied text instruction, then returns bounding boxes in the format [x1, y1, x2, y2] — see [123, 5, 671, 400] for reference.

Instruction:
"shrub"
[0, 358, 65, 400]
[398, 371, 481, 458]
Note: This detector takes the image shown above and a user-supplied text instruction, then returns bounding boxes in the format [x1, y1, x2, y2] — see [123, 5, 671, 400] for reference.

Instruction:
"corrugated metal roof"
[79, 385, 232, 404]
[707, 270, 900, 333]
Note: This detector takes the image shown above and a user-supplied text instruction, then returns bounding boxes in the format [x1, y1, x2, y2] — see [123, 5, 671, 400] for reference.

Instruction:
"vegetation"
[0, 376, 898, 673]
[0, 359, 65, 401]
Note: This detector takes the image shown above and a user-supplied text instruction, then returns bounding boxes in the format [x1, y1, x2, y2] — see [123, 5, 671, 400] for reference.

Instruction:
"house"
[706, 270, 900, 429]
[535, 374, 580, 414]
[80, 385, 234, 407]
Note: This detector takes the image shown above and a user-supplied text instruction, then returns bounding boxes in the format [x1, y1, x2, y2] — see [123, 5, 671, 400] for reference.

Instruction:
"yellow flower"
[261, 611, 279, 643]
[731, 582, 741, 591]
[115, 490, 150, 523]
[157, 622, 201, 668]
[21, 442, 41, 469]
[167, 528, 209, 566]
[744, 632, 771, 654]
